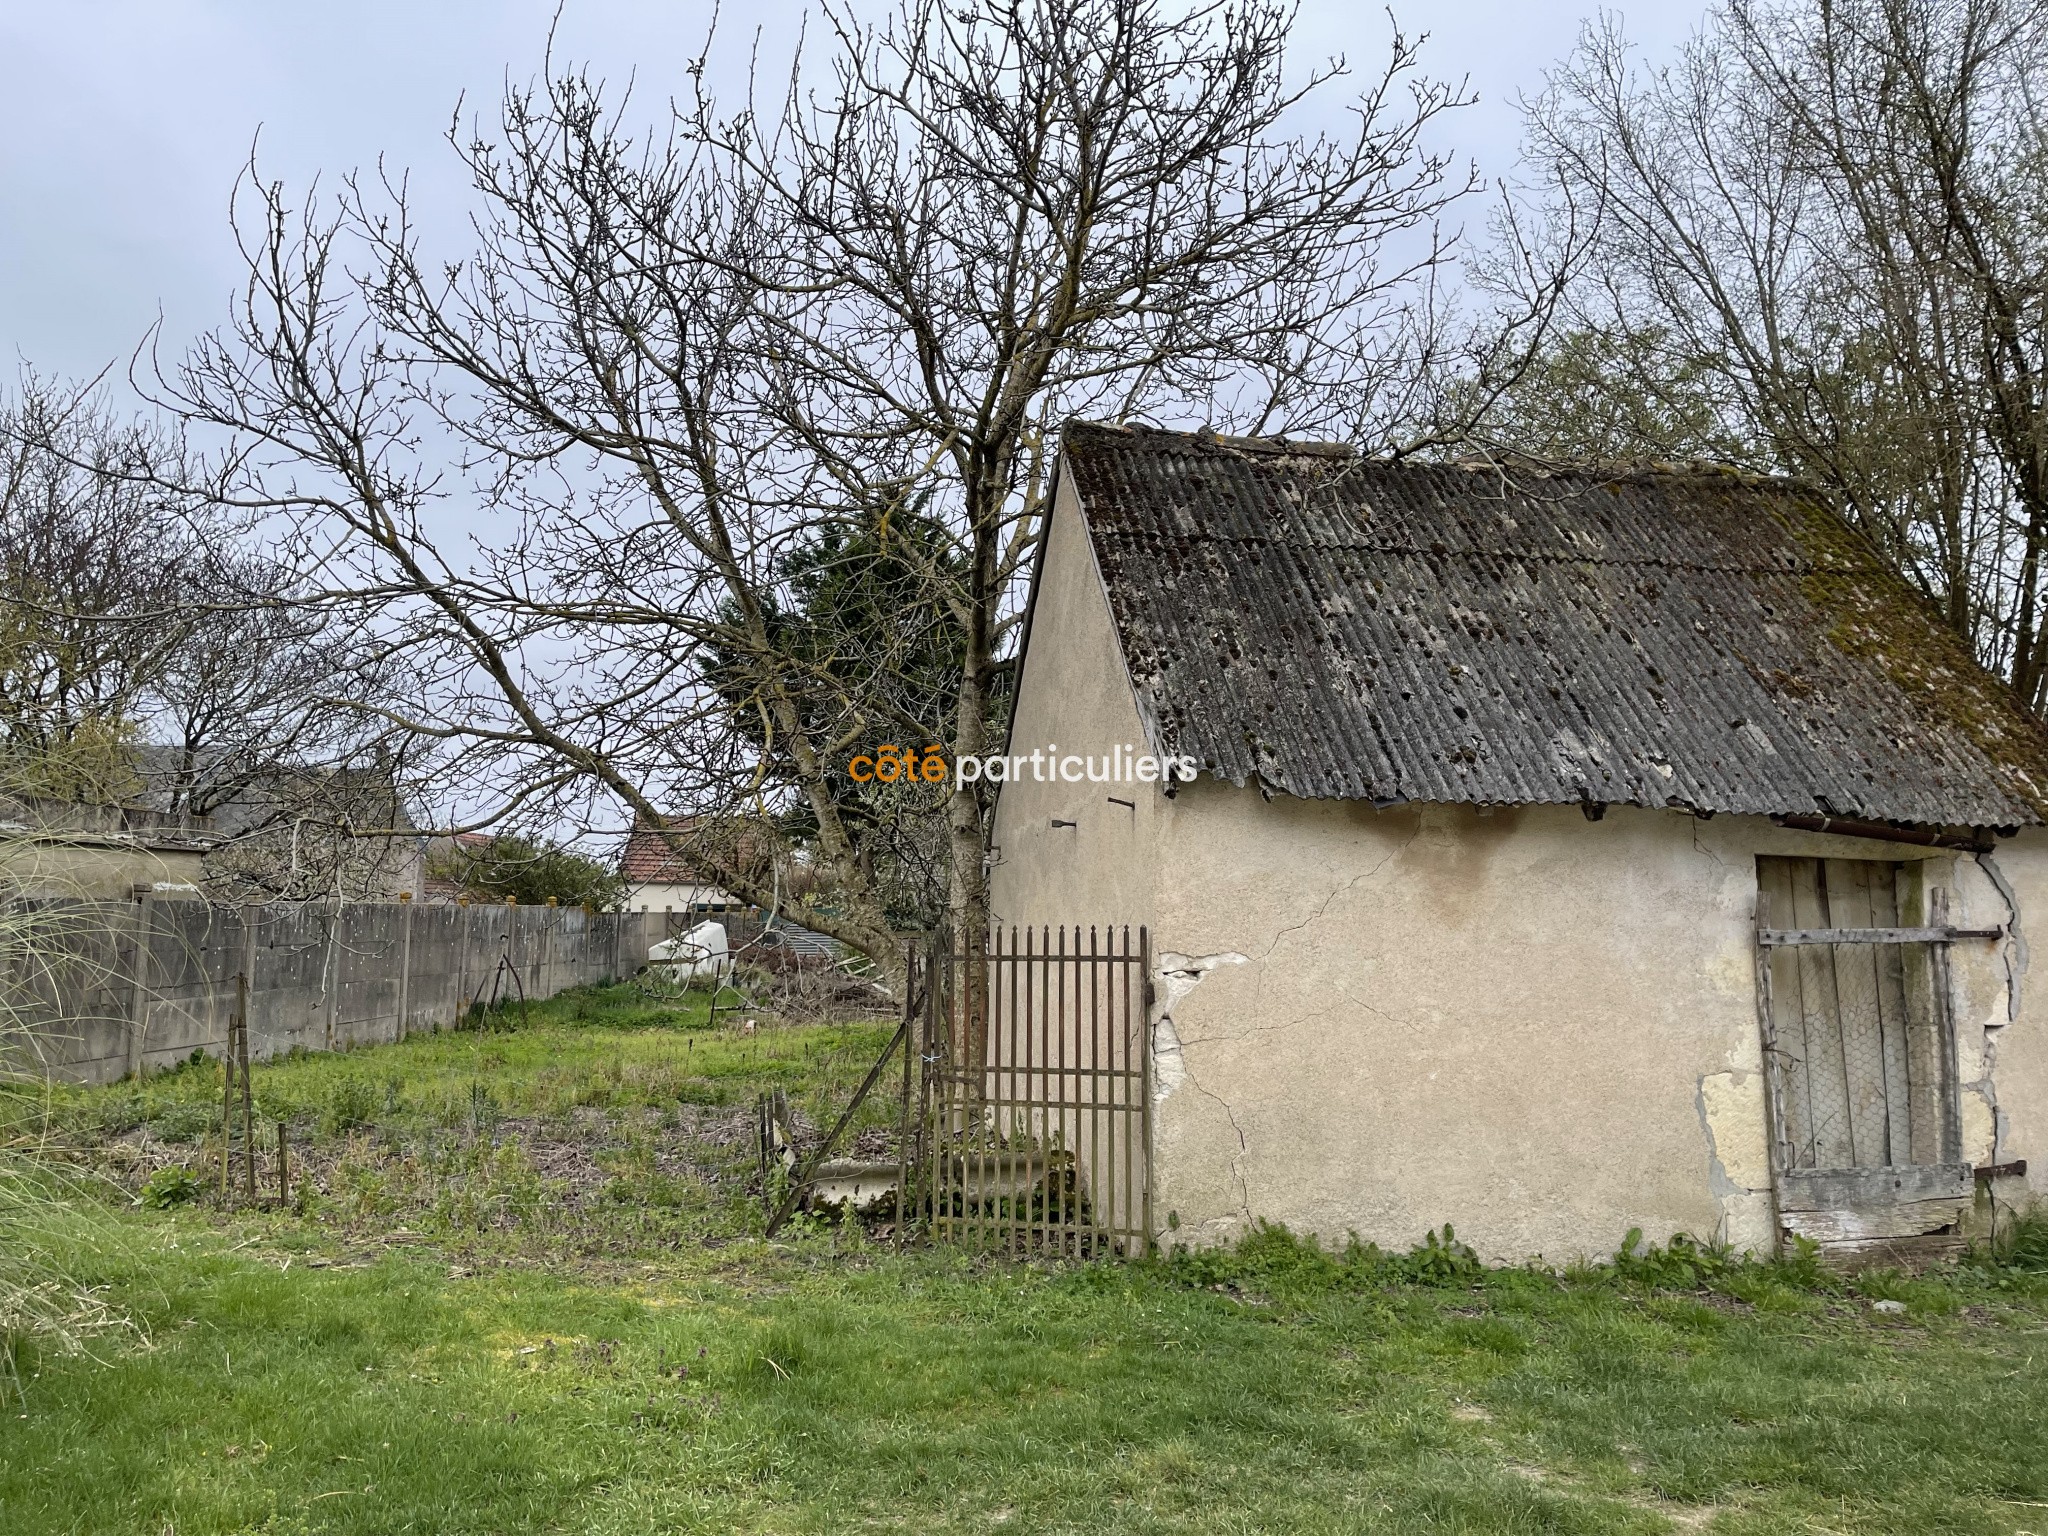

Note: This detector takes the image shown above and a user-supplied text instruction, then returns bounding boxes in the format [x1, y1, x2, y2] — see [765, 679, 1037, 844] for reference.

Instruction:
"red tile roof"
[619, 817, 707, 884]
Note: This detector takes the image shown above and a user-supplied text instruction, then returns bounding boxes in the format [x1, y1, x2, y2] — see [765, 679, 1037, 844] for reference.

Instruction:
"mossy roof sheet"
[1060, 421, 2048, 826]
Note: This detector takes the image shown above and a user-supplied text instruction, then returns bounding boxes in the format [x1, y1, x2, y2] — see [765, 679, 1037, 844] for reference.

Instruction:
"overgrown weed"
[1144, 1214, 2048, 1307]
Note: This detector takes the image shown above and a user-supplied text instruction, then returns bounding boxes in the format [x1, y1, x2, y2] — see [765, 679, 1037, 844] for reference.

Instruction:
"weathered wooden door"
[1755, 857, 1977, 1264]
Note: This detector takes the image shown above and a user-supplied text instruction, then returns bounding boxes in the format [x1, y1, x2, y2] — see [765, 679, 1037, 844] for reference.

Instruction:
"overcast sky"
[0, 1, 1701, 390]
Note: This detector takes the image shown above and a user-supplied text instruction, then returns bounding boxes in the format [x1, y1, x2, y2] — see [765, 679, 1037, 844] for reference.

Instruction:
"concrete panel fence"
[3, 896, 676, 1086]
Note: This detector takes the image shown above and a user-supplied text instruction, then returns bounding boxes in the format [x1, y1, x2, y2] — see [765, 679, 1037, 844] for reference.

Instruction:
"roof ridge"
[1064, 418, 1356, 459]
[1065, 420, 1811, 488]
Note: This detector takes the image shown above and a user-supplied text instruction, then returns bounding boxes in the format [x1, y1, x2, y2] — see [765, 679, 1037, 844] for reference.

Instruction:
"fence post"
[455, 901, 471, 1027]
[124, 888, 154, 1080]
[241, 902, 259, 1059]
[319, 899, 341, 1052]
[396, 893, 414, 1040]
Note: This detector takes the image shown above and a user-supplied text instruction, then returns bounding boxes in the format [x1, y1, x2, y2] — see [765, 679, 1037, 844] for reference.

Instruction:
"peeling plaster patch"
[1969, 851, 2023, 1163]
[1150, 951, 1246, 1108]
[1696, 1071, 1770, 1195]
[1976, 850, 2027, 1026]
[1697, 1071, 1775, 1248]
[1152, 1014, 1187, 1102]
[1155, 950, 1250, 1013]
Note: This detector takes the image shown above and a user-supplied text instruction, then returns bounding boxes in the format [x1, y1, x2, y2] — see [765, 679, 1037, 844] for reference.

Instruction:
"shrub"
[1611, 1228, 1738, 1289]
[138, 1164, 205, 1210]
[321, 1078, 380, 1136]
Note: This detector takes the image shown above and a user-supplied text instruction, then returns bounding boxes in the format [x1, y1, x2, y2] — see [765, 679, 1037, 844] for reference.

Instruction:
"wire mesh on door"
[909, 926, 1153, 1257]
[1756, 857, 1959, 1172]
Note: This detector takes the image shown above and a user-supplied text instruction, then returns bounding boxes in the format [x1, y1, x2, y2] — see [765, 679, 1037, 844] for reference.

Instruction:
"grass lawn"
[4, 984, 2048, 1534]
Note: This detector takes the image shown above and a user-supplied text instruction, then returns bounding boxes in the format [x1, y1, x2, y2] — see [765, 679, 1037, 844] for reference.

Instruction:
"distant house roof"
[620, 817, 710, 885]
[1053, 421, 2048, 828]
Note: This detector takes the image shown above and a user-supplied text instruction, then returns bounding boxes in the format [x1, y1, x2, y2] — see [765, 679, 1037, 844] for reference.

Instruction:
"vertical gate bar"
[896, 938, 916, 1250]
[986, 929, 1000, 1254]
[1140, 926, 1153, 1256]
[987, 933, 995, 1253]
[975, 931, 988, 1256]
[966, 933, 983, 1253]
[1089, 923, 1102, 1257]
[949, 935, 961, 1246]
[999, 926, 1010, 1256]
[987, 926, 1001, 1256]
[1106, 925, 1118, 1251]
[1035, 925, 1047, 1253]
[1042, 925, 1055, 1254]
[1074, 926, 1085, 1257]
[917, 941, 931, 1244]
[1055, 925, 1068, 1256]
[1122, 933, 1138, 1253]
[1007, 926, 1020, 1256]
[1120, 926, 1133, 1253]
[920, 941, 937, 1240]
[954, 935, 968, 1249]
[973, 929, 987, 1255]
[929, 938, 945, 1243]
[931, 938, 948, 1244]
[219, 1008, 235, 1202]
[1022, 924, 1036, 1251]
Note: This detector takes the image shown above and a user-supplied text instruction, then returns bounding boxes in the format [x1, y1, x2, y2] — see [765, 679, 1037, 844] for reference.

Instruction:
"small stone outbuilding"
[989, 422, 2048, 1264]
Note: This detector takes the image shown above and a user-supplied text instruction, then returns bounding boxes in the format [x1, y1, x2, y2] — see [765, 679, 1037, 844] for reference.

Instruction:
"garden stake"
[220, 1020, 236, 1202]
[277, 1121, 289, 1205]
[237, 973, 256, 1200]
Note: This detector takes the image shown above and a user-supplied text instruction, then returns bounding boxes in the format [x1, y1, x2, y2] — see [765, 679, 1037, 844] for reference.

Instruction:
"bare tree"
[0, 376, 195, 803]
[140, 544, 411, 819]
[1522, 0, 2048, 703]
[166, 0, 1557, 956]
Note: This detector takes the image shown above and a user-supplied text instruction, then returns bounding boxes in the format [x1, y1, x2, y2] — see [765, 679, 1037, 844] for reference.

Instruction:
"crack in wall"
[1689, 817, 1722, 867]
[1969, 850, 2026, 1165]
[1184, 1074, 1254, 1225]
[1257, 820, 1425, 965]
[1976, 850, 2027, 1026]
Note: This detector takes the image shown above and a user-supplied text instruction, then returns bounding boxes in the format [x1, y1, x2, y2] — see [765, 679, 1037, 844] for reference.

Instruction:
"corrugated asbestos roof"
[1059, 421, 2048, 826]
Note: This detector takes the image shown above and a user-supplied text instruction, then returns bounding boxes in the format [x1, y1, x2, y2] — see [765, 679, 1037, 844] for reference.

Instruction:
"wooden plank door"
[1756, 857, 1969, 1264]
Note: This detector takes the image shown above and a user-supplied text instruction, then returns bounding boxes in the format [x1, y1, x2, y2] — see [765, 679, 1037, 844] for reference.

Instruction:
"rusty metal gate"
[906, 926, 1153, 1257]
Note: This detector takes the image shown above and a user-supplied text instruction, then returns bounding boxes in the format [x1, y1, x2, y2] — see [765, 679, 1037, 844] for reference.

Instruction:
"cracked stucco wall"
[1146, 789, 2030, 1263]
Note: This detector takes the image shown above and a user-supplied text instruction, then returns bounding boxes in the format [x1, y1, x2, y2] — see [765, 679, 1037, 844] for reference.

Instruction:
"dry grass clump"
[0, 835, 146, 1400]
